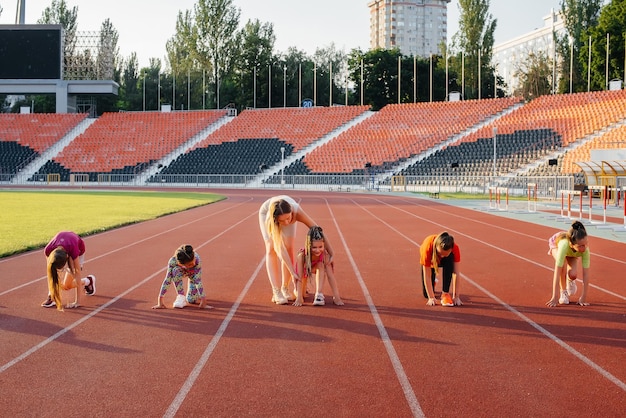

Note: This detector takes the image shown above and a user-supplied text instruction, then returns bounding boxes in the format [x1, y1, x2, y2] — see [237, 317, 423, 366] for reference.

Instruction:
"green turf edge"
[0, 191, 226, 258]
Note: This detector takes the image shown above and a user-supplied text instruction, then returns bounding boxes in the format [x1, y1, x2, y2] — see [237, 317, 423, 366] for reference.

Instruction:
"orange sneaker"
[440, 292, 454, 307]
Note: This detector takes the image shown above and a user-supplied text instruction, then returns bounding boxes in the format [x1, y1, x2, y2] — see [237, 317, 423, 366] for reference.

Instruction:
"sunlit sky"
[0, 0, 568, 68]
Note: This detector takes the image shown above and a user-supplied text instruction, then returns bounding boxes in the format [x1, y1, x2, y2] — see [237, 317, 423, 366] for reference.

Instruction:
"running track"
[1, 190, 625, 417]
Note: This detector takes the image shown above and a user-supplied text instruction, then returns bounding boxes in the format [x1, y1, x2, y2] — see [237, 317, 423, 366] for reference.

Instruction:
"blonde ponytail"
[47, 247, 68, 311]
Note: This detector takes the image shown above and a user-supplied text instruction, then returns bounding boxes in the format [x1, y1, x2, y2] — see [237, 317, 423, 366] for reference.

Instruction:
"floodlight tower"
[15, 0, 26, 24]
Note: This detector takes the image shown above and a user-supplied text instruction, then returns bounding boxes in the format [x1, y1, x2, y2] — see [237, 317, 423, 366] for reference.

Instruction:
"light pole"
[280, 147, 285, 186]
[283, 65, 287, 107]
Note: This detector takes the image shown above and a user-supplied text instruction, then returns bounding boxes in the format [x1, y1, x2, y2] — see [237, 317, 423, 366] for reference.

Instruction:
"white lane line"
[0, 207, 256, 375]
[164, 259, 265, 418]
[373, 196, 626, 300]
[359, 197, 626, 392]
[327, 199, 425, 418]
[0, 198, 253, 296]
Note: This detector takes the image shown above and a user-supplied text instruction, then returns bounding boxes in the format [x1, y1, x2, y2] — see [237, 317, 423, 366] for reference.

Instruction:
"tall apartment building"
[368, 0, 451, 57]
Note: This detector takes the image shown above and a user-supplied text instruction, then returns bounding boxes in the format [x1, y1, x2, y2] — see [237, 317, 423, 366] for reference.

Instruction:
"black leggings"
[421, 253, 454, 298]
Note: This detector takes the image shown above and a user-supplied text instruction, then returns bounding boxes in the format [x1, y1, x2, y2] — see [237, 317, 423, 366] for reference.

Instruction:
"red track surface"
[1, 190, 625, 417]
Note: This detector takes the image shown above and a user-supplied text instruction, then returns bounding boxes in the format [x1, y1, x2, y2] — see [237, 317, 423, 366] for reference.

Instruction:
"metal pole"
[284, 65, 287, 107]
[462, 51, 465, 99]
[493, 127, 497, 178]
[606, 33, 610, 90]
[314, 63, 317, 106]
[280, 147, 285, 186]
[269, 64, 271, 108]
[587, 35, 591, 93]
[446, 50, 449, 101]
[360, 59, 364, 106]
[413, 55, 417, 103]
[478, 48, 481, 100]
[329, 62, 333, 106]
[142, 73, 146, 111]
[429, 53, 433, 102]
[570, 37, 574, 94]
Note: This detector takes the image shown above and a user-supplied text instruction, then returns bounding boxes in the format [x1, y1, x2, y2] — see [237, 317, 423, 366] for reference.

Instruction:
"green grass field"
[0, 190, 225, 257]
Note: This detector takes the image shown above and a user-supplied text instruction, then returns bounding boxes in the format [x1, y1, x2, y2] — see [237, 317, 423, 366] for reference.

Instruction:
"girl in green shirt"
[546, 221, 591, 307]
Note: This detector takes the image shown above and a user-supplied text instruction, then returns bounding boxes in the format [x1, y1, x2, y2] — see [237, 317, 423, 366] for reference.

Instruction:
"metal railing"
[5, 173, 576, 197]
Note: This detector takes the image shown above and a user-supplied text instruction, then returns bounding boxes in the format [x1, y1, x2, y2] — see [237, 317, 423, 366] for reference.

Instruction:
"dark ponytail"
[568, 221, 587, 244]
[176, 245, 195, 264]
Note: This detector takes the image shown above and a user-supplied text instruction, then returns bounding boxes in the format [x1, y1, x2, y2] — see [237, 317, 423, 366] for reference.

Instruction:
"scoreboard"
[0, 24, 63, 80]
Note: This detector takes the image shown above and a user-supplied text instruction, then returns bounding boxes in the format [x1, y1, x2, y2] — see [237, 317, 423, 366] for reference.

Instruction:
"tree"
[450, 0, 498, 99]
[311, 44, 347, 107]
[582, 0, 624, 92]
[193, 0, 241, 109]
[514, 51, 553, 100]
[557, 0, 603, 93]
[37, 0, 79, 80]
[235, 18, 276, 109]
[119, 52, 140, 110]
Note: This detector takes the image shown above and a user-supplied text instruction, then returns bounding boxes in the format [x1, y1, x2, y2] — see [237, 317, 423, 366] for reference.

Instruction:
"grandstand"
[1, 91, 625, 195]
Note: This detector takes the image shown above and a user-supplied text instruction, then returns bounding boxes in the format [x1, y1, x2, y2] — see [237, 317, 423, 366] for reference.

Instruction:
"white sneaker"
[566, 279, 578, 297]
[271, 288, 288, 305]
[173, 294, 187, 308]
[558, 290, 570, 305]
[313, 293, 325, 306]
[281, 286, 294, 301]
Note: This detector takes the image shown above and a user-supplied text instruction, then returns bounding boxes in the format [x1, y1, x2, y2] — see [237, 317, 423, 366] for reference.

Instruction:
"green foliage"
[582, 0, 626, 91]
[513, 50, 553, 100]
[449, 0, 500, 100]
[556, 0, 603, 93]
[0, 191, 225, 257]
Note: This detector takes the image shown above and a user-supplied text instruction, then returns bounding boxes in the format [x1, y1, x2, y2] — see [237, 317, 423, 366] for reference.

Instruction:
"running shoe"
[313, 293, 325, 306]
[281, 286, 294, 301]
[41, 296, 56, 308]
[440, 292, 454, 307]
[566, 279, 577, 297]
[558, 290, 570, 305]
[85, 275, 96, 296]
[173, 294, 187, 308]
[271, 288, 288, 305]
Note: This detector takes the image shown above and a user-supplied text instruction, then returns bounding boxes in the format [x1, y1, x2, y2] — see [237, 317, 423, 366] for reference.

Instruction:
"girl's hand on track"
[426, 298, 437, 306]
[545, 298, 558, 307]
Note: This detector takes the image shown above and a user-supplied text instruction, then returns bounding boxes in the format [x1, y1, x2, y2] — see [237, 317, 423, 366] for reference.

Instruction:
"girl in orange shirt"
[420, 232, 462, 307]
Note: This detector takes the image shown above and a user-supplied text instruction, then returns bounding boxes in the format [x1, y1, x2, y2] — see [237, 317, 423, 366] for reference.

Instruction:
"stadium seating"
[193, 105, 370, 151]
[0, 113, 88, 153]
[48, 110, 228, 175]
[301, 97, 521, 173]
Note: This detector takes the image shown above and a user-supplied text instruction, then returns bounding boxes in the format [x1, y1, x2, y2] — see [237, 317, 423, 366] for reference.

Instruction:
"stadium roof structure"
[575, 160, 626, 186]
[0, 79, 119, 113]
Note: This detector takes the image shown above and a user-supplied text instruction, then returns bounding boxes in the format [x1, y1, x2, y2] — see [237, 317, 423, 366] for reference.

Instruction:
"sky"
[0, 0, 566, 68]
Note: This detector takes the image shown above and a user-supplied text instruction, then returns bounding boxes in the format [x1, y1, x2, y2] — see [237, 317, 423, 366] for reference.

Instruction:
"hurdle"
[488, 186, 508, 211]
[560, 190, 582, 220]
[587, 185, 608, 224]
[527, 183, 538, 212]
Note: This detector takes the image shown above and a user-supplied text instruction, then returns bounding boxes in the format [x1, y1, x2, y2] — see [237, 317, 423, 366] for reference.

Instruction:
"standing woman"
[42, 231, 95, 310]
[259, 195, 334, 305]
[420, 232, 462, 307]
[546, 221, 591, 307]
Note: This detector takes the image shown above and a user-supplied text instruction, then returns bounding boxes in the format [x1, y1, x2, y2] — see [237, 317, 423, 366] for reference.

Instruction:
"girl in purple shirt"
[42, 231, 95, 310]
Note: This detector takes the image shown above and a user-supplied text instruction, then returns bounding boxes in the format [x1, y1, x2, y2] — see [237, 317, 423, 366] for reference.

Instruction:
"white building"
[368, 0, 451, 58]
[492, 10, 565, 95]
